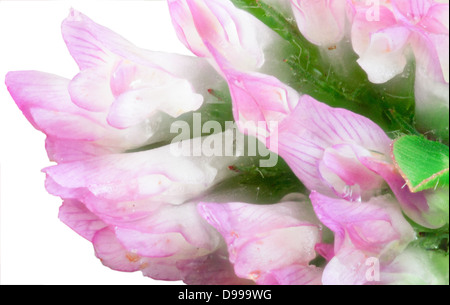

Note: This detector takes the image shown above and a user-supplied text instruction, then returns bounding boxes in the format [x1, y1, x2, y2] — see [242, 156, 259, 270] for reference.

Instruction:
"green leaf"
[392, 135, 449, 192]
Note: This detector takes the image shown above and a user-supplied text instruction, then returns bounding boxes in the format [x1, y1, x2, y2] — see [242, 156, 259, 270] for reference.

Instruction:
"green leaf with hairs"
[392, 135, 449, 192]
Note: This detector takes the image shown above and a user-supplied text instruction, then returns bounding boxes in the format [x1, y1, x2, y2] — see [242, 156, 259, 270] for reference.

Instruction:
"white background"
[0, 0, 192, 285]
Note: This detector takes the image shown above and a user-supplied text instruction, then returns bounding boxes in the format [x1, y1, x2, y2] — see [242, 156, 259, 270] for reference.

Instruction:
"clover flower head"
[4, 0, 449, 285]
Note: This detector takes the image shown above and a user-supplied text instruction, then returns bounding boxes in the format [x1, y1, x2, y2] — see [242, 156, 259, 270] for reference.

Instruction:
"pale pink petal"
[62, 8, 126, 70]
[68, 67, 115, 112]
[107, 78, 202, 129]
[290, 0, 347, 46]
[45, 137, 114, 163]
[140, 260, 189, 281]
[44, 175, 84, 200]
[261, 264, 323, 285]
[188, 0, 265, 69]
[225, 70, 300, 143]
[198, 200, 321, 284]
[315, 243, 335, 261]
[410, 29, 447, 84]
[92, 227, 234, 282]
[93, 227, 204, 281]
[168, 0, 210, 57]
[168, 0, 267, 70]
[319, 144, 386, 201]
[419, 4, 449, 35]
[93, 227, 152, 273]
[352, 0, 449, 86]
[277, 95, 391, 195]
[356, 26, 411, 84]
[115, 228, 206, 258]
[351, 5, 398, 58]
[57, 190, 166, 232]
[427, 33, 449, 83]
[410, 32, 449, 135]
[64, 8, 223, 85]
[181, 248, 255, 285]
[44, 152, 211, 203]
[392, 0, 434, 23]
[351, 4, 412, 83]
[322, 248, 371, 285]
[5, 71, 107, 140]
[107, 204, 221, 260]
[63, 9, 213, 124]
[310, 192, 415, 255]
[58, 199, 108, 241]
[62, 12, 119, 112]
[360, 156, 442, 228]
[4, 70, 186, 157]
[44, 132, 240, 204]
[30, 107, 106, 141]
[112, 202, 222, 252]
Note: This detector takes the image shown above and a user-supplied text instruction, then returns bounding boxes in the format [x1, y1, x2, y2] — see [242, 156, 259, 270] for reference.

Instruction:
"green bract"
[393, 135, 449, 193]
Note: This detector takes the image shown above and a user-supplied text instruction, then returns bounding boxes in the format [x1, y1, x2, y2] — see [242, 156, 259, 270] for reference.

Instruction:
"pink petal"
[115, 228, 204, 258]
[29, 107, 106, 141]
[63, 8, 222, 86]
[322, 248, 371, 285]
[68, 67, 115, 112]
[356, 26, 411, 84]
[45, 137, 114, 163]
[310, 192, 415, 254]
[198, 200, 321, 284]
[58, 199, 108, 241]
[319, 144, 386, 201]
[44, 152, 211, 202]
[409, 28, 449, 132]
[392, 0, 433, 23]
[4, 70, 188, 158]
[111, 202, 222, 252]
[168, 0, 266, 70]
[45, 174, 83, 200]
[168, 0, 210, 57]
[290, 0, 347, 46]
[180, 248, 255, 285]
[5, 71, 107, 140]
[63, 9, 211, 122]
[360, 156, 441, 228]
[351, 4, 412, 83]
[96, 203, 221, 261]
[62, 9, 123, 70]
[225, 70, 300, 143]
[261, 265, 323, 285]
[92, 227, 152, 273]
[351, 4, 398, 57]
[420, 3, 449, 35]
[315, 243, 335, 262]
[410, 29, 447, 84]
[107, 74, 203, 129]
[277, 95, 391, 195]
[44, 133, 240, 204]
[92, 228, 233, 282]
